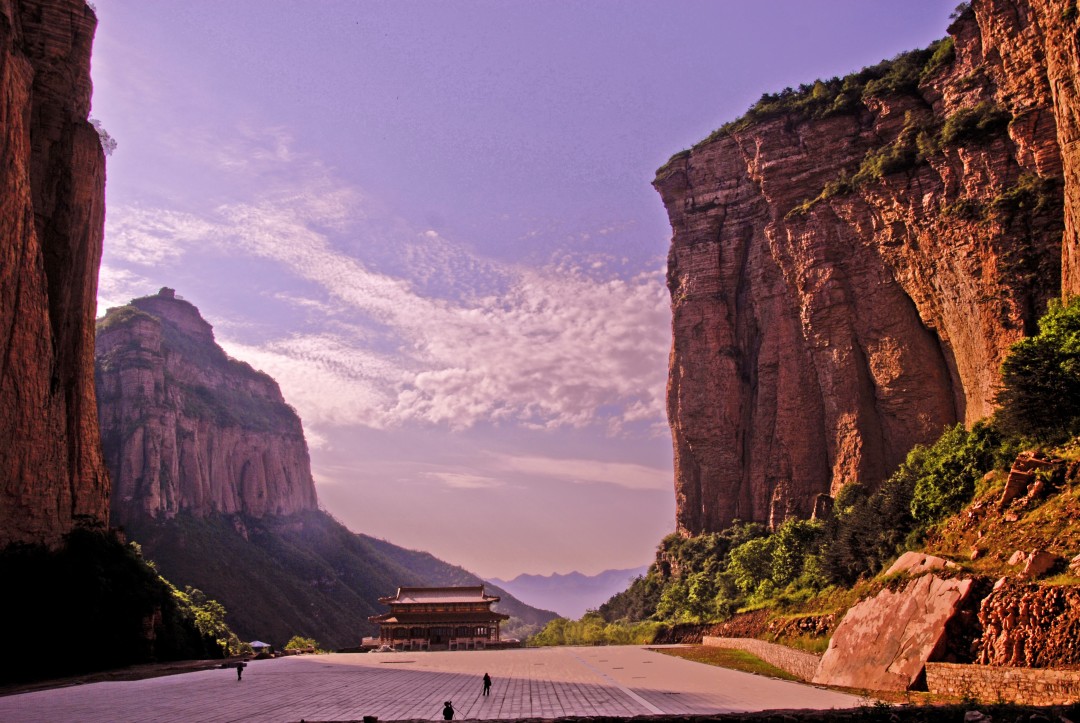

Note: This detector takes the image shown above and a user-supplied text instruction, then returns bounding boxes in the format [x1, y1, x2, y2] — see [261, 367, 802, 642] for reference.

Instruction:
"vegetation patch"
[788, 101, 1013, 219]
[0, 527, 230, 683]
[95, 304, 156, 333]
[940, 101, 1011, 146]
[996, 296, 1080, 442]
[528, 613, 664, 646]
[652, 645, 800, 681]
[658, 38, 957, 179]
[705, 40, 949, 140]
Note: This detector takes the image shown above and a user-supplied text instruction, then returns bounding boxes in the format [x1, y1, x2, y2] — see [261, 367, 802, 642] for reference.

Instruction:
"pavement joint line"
[568, 650, 665, 715]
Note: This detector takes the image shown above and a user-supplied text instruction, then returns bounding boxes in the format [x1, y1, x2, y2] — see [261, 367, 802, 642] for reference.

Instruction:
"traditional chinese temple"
[368, 586, 511, 651]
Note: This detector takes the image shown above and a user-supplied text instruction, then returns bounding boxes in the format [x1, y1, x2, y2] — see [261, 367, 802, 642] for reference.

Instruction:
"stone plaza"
[0, 646, 867, 723]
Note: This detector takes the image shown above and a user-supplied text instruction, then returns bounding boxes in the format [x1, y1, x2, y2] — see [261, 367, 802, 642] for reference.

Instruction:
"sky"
[89, 0, 957, 580]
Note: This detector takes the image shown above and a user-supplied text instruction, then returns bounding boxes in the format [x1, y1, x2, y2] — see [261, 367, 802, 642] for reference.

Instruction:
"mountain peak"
[96, 291, 318, 524]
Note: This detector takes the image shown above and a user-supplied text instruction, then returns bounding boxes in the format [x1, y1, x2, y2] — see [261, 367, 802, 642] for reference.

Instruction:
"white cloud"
[106, 207, 210, 265]
[99, 126, 672, 437]
[96, 266, 151, 314]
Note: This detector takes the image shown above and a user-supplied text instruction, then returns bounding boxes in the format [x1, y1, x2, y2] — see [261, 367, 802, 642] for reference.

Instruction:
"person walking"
[442, 701, 455, 720]
[236, 662, 246, 681]
[482, 673, 491, 696]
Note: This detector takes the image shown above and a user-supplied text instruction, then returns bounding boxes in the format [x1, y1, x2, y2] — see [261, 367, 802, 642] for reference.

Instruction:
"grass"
[652, 645, 800, 681]
[767, 633, 830, 654]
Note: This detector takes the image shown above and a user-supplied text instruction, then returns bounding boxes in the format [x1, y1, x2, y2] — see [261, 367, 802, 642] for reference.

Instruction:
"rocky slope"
[122, 510, 558, 650]
[95, 289, 318, 525]
[0, 0, 109, 548]
[656, 0, 1078, 535]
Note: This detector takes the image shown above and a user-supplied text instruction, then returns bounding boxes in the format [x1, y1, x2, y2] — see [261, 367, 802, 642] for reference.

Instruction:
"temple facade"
[368, 586, 511, 651]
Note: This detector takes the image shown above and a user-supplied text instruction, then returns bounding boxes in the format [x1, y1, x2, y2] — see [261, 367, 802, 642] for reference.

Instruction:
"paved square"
[0, 646, 867, 722]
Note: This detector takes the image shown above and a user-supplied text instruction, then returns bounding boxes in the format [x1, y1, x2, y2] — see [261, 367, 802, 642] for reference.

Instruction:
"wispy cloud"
[426, 472, 504, 490]
[100, 127, 671, 438]
[491, 453, 671, 491]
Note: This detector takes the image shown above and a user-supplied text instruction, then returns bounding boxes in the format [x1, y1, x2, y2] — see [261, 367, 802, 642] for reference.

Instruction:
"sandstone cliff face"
[657, 0, 1073, 535]
[95, 289, 318, 526]
[0, 0, 108, 548]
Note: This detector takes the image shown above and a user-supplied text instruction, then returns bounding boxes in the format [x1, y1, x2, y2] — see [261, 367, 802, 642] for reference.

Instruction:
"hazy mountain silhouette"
[490, 566, 649, 619]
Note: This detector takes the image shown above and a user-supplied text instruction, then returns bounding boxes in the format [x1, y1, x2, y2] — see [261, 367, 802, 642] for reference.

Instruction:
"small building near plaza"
[368, 586, 511, 651]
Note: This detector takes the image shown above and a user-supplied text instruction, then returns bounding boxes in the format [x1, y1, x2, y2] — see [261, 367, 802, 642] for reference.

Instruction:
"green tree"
[770, 519, 825, 587]
[728, 536, 777, 596]
[909, 422, 1003, 524]
[821, 472, 920, 585]
[284, 635, 320, 652]
[996, 296, 1080, 441]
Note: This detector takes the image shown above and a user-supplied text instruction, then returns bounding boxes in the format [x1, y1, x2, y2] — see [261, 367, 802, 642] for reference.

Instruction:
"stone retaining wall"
[702, 637, 821, 682]
[926, 662, 1080, 704]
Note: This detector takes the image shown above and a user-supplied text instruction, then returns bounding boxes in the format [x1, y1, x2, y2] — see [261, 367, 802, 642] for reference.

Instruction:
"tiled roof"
[368, 611, 510, 624]
[378, 586, 500, 605]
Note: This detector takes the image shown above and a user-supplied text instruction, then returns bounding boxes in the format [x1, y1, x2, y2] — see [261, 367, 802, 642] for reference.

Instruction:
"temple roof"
[368, 611, 511, 624]
[378, 585, 501, 605]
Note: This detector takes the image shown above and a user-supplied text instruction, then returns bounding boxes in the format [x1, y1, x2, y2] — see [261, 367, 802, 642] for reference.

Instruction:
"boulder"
[885, 551, 958, 577]
[1070, 554, 1080, 576]
[1007, 549, 1061, 580]
[813, 573, 974, 691]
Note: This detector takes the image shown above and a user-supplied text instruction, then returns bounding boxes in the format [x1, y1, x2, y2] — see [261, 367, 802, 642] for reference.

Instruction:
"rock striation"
[656, 0, 1078, 535]
[95, 289, 318, 526]
[0, 0, 109, 548]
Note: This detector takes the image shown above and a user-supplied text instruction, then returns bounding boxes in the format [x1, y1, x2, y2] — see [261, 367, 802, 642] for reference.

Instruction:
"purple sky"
[90, 0, 956, 579]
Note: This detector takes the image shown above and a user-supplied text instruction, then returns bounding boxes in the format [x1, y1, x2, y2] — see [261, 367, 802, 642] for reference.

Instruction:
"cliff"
[655, 0, 1079, 535]
[95, 288, 318, 525]
[0, 0, 109, 548]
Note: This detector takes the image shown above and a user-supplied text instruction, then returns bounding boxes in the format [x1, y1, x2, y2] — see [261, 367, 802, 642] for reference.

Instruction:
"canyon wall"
[95, 289, 318, 526]
[0, 0, 109, 548]
[656, 0, 1077, 535]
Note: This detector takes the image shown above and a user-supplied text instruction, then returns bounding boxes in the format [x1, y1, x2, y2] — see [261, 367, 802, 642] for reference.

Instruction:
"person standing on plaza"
[482, 673, 491, 696]
[443, 701, 455, 720]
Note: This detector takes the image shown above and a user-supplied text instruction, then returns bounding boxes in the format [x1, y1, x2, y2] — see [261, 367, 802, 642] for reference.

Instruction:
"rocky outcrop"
[656, 0, 1076, 535]
[0, 0, 109, 548]
[814, 556, 976, 691]
[977, 580, 1080, 667]
[95, 289, 318, 525]
[998, 450, 1063, 510]
[1006, 548, 1062, 578]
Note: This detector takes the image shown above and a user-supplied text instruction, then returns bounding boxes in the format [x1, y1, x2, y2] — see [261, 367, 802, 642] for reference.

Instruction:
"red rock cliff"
[656, 0, 1077, 535]
[0, 0, 109, 548]
[95, 289, 319, 526]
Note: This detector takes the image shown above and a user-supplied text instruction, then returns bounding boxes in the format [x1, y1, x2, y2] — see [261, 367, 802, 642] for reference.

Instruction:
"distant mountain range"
[490, 567, 649, 619]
